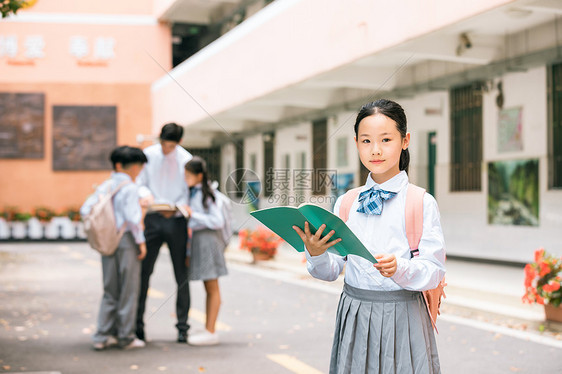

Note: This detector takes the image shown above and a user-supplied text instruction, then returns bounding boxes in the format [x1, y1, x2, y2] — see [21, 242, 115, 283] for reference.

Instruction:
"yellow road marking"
[189, 309, 232, 332]
[266, 354, 323, 374]
[147, 288, 166, 299]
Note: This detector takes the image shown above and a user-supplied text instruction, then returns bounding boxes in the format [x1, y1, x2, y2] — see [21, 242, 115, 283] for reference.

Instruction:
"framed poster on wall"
[0, 92, 45, 159]
[52, 105, 117, 170]
[488, 159, 539, 226]
[498, 107, 523, 153]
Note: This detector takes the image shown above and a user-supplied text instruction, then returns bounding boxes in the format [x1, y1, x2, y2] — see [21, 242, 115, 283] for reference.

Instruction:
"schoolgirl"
[183, 156, 228, 346]
[294, 99, 446, 373]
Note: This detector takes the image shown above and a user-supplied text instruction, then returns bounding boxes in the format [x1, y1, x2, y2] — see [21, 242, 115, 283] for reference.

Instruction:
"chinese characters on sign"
[0, 35, 44, 65]
[0, 35, 115, 66]
[69, 36, 115, 65]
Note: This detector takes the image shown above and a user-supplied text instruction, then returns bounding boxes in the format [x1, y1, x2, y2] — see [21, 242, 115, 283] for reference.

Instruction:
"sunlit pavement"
[1, 242, 561, 374]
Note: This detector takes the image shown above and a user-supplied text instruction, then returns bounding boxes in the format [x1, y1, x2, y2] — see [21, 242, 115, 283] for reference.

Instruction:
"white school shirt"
[305, 171, 446, 292]
[188, 184, 225, 232]
[136, 144, 192, 206]
[80, 172, 145, 244]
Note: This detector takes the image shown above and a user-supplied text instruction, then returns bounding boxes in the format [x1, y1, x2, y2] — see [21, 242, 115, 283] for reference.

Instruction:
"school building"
[151, 0, 562, 264]
[1, 0, 561, 263]
[0, 0, 172, 212]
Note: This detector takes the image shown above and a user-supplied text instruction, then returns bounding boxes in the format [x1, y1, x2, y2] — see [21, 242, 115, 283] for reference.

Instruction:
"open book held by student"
[148, 203, 190, 218]
[250, 203, 377, 263]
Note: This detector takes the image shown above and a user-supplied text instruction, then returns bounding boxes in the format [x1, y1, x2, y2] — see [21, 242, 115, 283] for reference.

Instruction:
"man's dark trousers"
[136, 213, 189, 338]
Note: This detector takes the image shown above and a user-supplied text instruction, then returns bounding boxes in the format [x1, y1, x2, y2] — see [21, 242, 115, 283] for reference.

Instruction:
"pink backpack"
[83, 181, 130, 256]
[339, 183, 446, 332]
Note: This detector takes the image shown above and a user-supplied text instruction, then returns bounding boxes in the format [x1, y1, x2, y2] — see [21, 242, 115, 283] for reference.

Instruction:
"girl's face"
[355, 114, 410, 184]
[185, 170, 203, 187]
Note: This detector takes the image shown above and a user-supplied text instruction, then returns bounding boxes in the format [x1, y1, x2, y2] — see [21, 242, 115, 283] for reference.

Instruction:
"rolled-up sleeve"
[392, 194, 446, 291]
[305, 195, 346, 282]
[306, 250, 346, 282]
[189, 200, 225, 231]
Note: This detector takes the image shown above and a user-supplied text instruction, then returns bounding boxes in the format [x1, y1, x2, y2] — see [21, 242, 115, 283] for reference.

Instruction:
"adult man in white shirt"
[135, 123, 193, 343]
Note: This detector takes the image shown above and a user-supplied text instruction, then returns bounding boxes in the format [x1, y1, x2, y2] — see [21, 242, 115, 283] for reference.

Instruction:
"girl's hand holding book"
[292, 222, 342, 257]
[373, 253, 397, 277]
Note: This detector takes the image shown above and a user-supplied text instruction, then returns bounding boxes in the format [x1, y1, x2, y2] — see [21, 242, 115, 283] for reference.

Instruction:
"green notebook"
[250, 204, 377, 263]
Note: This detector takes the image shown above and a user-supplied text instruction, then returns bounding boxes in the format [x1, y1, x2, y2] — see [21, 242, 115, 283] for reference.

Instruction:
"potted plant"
[522, 248, 562, 322]
[0, 206, 18, 239]
[64, 207, 81, 223]
[34, 206, 55, 223]
[64, 207, 85, 239]
[239, 226, 283, 263]
[12, 210, 32, 239]
[0, 206, 18, 222]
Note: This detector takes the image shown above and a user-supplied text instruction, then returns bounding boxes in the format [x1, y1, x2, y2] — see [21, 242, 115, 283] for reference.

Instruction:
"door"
[428, 131, 437, 197]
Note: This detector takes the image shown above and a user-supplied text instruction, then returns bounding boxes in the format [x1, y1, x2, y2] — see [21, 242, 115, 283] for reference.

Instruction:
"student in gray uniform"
[80, 146, 148, 351]
[183, 156, 228, 346]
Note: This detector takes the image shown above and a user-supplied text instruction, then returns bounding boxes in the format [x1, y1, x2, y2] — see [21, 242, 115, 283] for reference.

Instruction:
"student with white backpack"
[80, 146, 147, 351]
[182, 156, 229, 346]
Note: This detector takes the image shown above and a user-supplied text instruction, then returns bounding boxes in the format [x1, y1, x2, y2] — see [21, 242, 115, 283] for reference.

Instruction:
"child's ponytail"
[354, 99, 410, 173]
[185, 156, 216, 209]
[399, 148, 410, 173]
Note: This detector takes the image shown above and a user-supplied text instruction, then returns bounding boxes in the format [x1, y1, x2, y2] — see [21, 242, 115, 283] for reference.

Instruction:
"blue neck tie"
[356, 187, 397, 215]
[190, 186, 200, 199]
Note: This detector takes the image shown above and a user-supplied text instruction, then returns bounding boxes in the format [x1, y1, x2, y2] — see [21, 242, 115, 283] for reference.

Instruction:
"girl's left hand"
[374, 253, 397, 277]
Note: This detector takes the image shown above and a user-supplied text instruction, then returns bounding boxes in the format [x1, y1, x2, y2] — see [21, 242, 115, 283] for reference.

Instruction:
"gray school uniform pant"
[93, 232, 140, 345]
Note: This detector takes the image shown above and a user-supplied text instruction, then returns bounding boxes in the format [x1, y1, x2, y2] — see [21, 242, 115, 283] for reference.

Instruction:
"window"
[312, 119, 328, 195]
[549, 63, 562, 188]
[235, 140, 244, 198]
[185, 146, 220, 183]
[263, 132, 274, 198]
[450, 84, 483, 191]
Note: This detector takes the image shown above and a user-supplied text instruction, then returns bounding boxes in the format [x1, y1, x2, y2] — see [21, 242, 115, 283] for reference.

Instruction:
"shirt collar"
[156, 144, 178, 159]
[362, 170, 408, 193]
[164, 149, 177, 160]
[111, 172, 133, 182]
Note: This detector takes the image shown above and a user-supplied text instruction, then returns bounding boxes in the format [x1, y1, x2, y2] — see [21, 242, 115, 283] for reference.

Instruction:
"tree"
[1, 0, 35, 18]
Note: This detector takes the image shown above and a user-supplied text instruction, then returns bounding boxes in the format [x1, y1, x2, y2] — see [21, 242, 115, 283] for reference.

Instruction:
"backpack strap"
[405, 183, 425, 257]
[109, 180, 131, 230]
[102, 179, 131, 197]
[338, 187, 362, 223]
[406, 184, 443, 333]
[111, 180, 131, 196]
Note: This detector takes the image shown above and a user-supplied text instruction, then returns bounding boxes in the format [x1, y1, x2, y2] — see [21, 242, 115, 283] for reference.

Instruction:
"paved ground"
[0, 242, 561, 374]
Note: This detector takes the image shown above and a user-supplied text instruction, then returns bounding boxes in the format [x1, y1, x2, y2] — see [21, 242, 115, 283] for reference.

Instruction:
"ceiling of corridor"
[156, 0, 562, 147]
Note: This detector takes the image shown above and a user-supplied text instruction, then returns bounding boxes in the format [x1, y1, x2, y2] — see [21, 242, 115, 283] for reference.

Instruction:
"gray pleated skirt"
[189, 229, 228, 281]
[330, 283, 440, 374]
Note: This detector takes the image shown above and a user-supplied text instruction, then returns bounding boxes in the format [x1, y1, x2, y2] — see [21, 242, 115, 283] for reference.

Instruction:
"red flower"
[539, 262, 551, 277]
[534, 248, 545, 263]
[238, 226, 283, 256]
[542, 282, 561, 293]
[524, 263, 536, 278]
